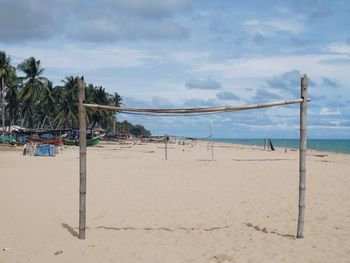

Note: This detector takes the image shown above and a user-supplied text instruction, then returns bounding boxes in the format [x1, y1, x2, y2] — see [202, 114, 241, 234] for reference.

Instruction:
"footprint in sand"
[212, 254, 235, 263]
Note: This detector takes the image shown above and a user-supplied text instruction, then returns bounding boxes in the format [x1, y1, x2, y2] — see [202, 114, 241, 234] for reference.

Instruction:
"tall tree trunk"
[9, 119, 12, 135]
[112, 114, 116, 135]
[48, 116, 53, 129]
[41, 115, 47, 129]
[56, 119, 62, 129]
[90, 121, 96, 136]
[1, 77, 5, 136]
[21, 111, 27, 128]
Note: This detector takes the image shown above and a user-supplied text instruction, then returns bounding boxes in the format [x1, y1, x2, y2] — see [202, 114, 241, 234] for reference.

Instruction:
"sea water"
[210, 138, 350, 155]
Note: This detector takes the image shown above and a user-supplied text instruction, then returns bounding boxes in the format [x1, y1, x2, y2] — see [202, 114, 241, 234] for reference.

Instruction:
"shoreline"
[201, 138, 350, 156]
[1, 138, 349, 157]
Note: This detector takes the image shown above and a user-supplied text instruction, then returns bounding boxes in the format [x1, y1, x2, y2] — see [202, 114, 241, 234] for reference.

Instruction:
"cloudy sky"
[1, 0, 350, 138]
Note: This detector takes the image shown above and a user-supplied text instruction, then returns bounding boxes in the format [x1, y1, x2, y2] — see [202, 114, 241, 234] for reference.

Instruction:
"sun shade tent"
[34, 144, 55, 156]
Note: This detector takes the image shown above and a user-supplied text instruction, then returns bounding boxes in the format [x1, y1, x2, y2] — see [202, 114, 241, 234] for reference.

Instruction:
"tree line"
[0, 50, 150, 137]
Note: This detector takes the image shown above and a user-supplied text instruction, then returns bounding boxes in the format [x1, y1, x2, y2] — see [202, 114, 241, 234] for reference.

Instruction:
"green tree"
[0, 51, 15, 84]
[117, 120, 151, 137]
[1, 50, 150, 136]
[5, 77, 20, 129]
[110, 92, 122, 135]
[54, 76, 78, 128]
[86, 85, 110, 131]
[0, 50, 16, 131]
[17, 57, 50, 127]
[35, 81, 55, 128]
[111, 92, 122, 107]
[17, 57, 49, 101]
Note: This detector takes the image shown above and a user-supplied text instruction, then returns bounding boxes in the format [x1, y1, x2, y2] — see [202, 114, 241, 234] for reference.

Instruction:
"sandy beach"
[0, 140, 350, 263]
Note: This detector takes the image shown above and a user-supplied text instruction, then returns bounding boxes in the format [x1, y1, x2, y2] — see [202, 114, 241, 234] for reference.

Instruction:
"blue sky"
[1, 0, 350, 138]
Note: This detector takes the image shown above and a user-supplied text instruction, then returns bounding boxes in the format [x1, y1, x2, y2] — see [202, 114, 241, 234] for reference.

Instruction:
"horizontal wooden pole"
[83, 99, 305, 114]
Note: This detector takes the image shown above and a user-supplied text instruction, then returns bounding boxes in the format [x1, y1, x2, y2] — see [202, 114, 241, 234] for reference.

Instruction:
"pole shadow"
[62, 223, 79, 238]
[245, 222, 295, 239]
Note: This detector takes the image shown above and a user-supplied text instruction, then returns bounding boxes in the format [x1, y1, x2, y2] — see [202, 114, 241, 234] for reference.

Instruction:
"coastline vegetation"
[0, 50, 150, 137]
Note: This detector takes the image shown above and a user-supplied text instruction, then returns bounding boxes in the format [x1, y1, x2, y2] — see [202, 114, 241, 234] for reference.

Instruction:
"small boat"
[10, 140, 26, 146]
[64, 136, 100, 147]
[63, 139, 76, 146]
[28, 136, 63, 146]
[34, 138, 62, 146]
[43, 138, 62, 145]
[87, 136, 100, 146]
[0, 134, 16, 144]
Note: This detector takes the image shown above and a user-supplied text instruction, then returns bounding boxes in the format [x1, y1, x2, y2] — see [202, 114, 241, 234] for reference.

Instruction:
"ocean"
[210, 138, 350, 155]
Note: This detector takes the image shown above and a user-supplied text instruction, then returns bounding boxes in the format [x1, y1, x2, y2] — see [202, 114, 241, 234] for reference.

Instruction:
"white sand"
[0, 141, 350, 262]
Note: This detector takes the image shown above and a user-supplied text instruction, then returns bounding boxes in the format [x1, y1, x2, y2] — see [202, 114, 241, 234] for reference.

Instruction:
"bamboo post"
[209, 122, 214, 161]
[112, 115, 116, 136]
[263, 138, 266, 151]
[77, 76, 87, 240]
[297, 74, 308, 238]
[165, 135, 168, 160]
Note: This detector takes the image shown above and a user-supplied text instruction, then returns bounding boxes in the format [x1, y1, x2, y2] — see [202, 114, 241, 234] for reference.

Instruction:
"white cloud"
[186, 78, 222, 90]
[0, 0, 80, 42]
[319, 108, 341, 115]
[171, 51, 210, 63]
[105, 0, 190, 17]
[274, 5, 291, 15]
[5, 44, 160, 72]
[123, 96, 174, 108]
[0, 0, 190, 42]
[74, 18, 189, 42]
[243, 18, 305, 36]
[327, 42, 350, 56]
[216, 91, 240, 101]
[193, 54, 350, 80]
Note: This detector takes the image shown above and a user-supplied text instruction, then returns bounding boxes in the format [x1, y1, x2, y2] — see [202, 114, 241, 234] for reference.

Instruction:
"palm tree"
[87, 86, 110, 132]
[110, 92, 122, 135]
[19, 98, 34, 128]
[0, 51, 15, 133]
[17, 57, 49, 128]
[17, 57, 49, 101]
[5, 77, 20, 130]
[111, 92, 122, 107]
[35, 81, 55, 129]
[54, 76, 79, 128]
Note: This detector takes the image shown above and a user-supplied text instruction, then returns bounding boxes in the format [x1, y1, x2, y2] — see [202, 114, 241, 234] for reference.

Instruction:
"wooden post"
[263, 138, 266, 151]
[297, 74, 308, 238]
[112, 114, 116, 136]
[165, 135, 168, 160]
[77, 76, 87, 240]
[209, 122, 214, 161]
